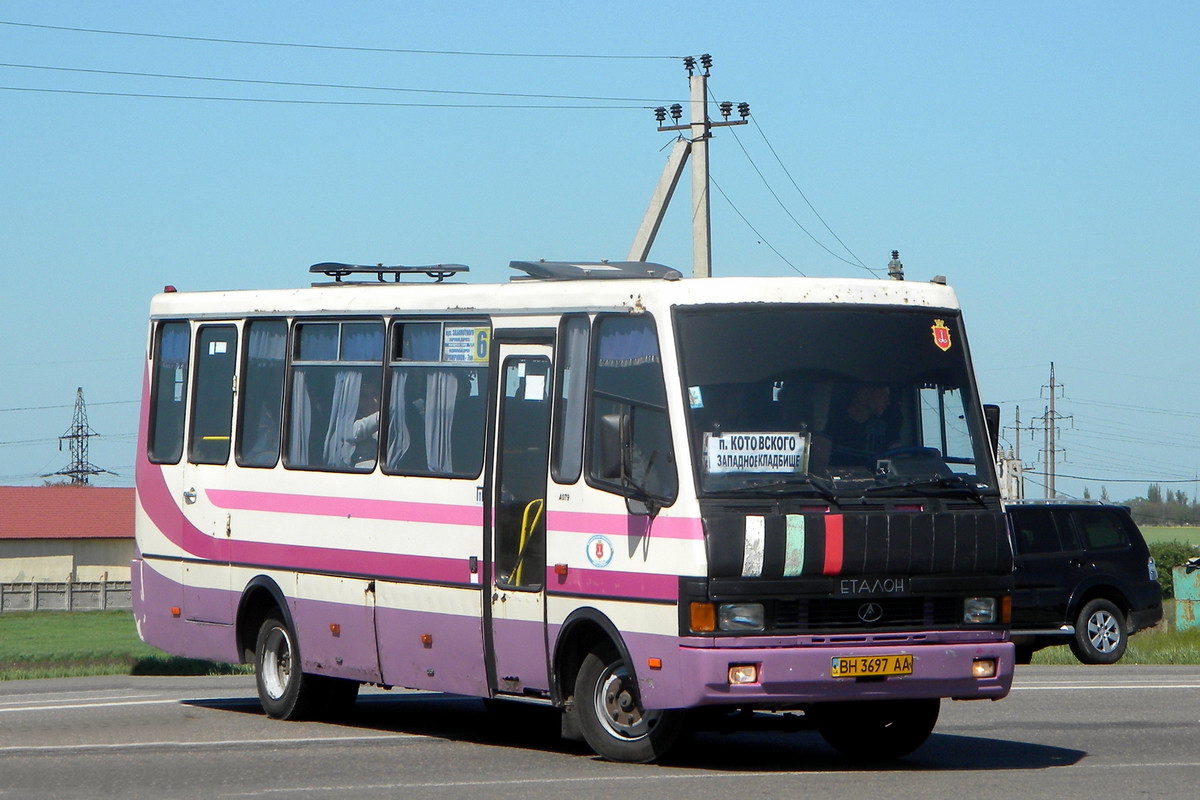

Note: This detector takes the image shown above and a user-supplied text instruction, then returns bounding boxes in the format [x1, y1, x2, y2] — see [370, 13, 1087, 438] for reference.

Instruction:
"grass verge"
[1141, 526, 1200, 546]
[1031, 599, 1200, 665]
[0, 610, 249, 681]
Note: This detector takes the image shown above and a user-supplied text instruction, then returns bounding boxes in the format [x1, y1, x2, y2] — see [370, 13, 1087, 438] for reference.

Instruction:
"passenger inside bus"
[349, 379, 381, 468]
[824, 383, 894, 468]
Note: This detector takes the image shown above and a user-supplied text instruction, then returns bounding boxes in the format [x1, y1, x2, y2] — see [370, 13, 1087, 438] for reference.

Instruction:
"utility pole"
[43, 387, 115, 486]
[629, 54, 750, 277]
[1035, 363, 1071, 499]
[1004, 404, 1039, 501]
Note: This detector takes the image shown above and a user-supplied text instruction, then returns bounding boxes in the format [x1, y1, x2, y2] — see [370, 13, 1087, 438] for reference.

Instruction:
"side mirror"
[983, 403, 1001, 460]
[598, 411, 629, 480]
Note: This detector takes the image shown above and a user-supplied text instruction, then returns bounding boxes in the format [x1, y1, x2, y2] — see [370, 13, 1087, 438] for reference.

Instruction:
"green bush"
[1149, 540, 1200, 599]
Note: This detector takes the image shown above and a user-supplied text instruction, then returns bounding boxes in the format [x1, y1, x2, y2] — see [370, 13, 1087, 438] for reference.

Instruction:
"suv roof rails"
[309, 262, 469, 286]
[1006, 499, 1107, 506]
[509, 260, 682, 282]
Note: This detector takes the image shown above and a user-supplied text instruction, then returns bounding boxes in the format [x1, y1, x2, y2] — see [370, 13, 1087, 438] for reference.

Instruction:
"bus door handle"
[183, 488, 197, 505]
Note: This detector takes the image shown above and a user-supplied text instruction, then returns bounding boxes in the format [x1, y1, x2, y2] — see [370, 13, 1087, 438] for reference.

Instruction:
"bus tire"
[254, 614, 319, 720]
[573, 644, 682, 763]
[813, 698, 940, 761]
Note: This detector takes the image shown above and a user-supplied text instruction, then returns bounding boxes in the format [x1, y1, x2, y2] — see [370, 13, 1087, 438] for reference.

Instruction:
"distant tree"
[1083, 486, 1092, 500]
[1100, 486, 1110, 502]
[1125, 482, 1200, 526]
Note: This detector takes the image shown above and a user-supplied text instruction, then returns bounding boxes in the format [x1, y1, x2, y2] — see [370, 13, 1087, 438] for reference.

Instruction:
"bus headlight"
[718, 603, 765, 632]
[963, 597, 997, 624]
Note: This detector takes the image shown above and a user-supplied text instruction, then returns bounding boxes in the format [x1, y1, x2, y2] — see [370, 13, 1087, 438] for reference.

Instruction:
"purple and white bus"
[133, 260, 1013, 762]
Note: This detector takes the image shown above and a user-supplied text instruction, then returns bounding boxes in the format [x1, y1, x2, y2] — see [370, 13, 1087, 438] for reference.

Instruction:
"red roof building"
[0, 486, 134, 582]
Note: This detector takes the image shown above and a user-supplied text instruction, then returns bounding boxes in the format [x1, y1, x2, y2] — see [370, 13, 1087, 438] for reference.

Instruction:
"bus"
[132, 259, 1014, 763]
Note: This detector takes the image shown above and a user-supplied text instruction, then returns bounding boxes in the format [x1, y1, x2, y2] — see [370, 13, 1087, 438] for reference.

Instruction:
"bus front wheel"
[812, 698, 940, 761]
[573, 645, 682, 763]
[255, 614, 347, 720]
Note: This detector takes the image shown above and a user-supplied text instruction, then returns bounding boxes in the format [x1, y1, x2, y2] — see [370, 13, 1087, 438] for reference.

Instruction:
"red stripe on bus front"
[823, 514, 844, 575]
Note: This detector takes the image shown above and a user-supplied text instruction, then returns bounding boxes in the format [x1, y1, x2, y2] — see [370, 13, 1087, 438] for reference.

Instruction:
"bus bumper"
[641, 638, 1013, 709]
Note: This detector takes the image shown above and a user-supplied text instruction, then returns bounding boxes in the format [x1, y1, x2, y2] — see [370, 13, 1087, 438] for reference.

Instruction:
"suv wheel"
[1069, 598, 1128, 664]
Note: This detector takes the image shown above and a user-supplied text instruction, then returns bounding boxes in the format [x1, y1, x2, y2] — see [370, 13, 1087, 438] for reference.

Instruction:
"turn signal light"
[690, 602, 716, 632]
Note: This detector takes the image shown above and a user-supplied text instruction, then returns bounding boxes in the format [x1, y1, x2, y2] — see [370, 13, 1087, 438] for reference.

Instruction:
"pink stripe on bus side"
[547, 565, 681, 602]
[545, 510, 703, 540]
[207, 489, 483, 527]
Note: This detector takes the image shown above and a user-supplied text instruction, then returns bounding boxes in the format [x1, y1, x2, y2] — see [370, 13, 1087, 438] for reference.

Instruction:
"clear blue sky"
[2, 1, 1197, 507]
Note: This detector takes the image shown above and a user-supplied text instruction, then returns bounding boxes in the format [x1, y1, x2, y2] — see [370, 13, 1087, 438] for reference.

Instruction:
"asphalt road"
[1, 665, 1198, 799]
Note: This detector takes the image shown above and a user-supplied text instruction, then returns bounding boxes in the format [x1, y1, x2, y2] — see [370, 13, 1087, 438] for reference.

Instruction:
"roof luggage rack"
[310, 262, 469, 286]
[509, 260, 682, 282]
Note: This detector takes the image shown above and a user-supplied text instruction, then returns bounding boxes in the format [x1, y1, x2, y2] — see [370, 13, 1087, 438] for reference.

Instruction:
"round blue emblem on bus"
[586, 535, 614, 568]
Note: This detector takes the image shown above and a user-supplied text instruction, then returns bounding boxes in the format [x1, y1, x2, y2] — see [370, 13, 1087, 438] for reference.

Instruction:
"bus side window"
[587, 315, 677, 504]
[237, 319, 287, 468]
[189, 325, 239, 465]
[383, 320, 490, 478]
[551, 314, 589, 484]
[287, 320, 384, 472]
[149, 321, 190, 464]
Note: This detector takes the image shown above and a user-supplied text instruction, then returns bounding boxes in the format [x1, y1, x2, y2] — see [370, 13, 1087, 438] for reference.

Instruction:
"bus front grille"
[772, 596, 962, 632]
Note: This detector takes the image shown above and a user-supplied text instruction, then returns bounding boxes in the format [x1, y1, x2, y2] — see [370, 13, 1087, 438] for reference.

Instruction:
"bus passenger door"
[488, 345, 553, 696]
[180, 323, 237, 626]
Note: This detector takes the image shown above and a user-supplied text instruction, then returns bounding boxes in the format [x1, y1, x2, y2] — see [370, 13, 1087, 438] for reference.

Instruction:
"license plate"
[830, 654, 913, 678]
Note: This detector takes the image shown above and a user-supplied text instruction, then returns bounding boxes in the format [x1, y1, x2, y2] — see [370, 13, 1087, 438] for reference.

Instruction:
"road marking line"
[0, 693, 151, 708]
[0, 698, 181, 714]
[218, 774, 860, 796]
[0, 734, 421, 755]
[218, 761, 1200, 797]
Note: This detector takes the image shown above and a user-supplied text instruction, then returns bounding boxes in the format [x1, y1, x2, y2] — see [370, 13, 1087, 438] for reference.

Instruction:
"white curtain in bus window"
[237, 320, 287, 467]
[150, 321, 191, 464]
[385, 320, 489, 478]
[189, 325, 238, 464]
[288, 321, 383, 471]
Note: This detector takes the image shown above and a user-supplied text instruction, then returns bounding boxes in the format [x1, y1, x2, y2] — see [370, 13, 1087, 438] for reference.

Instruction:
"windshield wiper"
[860, 474, 991, 506]
[735, 474, 839, 504]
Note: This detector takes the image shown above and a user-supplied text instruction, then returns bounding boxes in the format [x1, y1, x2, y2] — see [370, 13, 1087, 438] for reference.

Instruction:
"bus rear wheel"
[813, 698, 940, 761]
[573, 645, 682, 763]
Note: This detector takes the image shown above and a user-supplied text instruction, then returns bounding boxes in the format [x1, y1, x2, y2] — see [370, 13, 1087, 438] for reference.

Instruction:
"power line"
[0, 62, 678, 104]
[749, 116, 876, 274]
[1028, 471, 1199, 484]
[1065, 397, 1200, 419]
[709, 174, 806, 276]
[711, 88, 878, 276]
[0, 20, 679, 60]
[0, 400, 137, 413]
[0, 85, 650, 109]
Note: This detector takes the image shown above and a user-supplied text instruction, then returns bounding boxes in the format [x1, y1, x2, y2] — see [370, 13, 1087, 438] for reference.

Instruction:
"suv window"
[1011, 509, 1062, 554]
[1076, 508, 1129, 550]
[1009, 508, 1079, 555]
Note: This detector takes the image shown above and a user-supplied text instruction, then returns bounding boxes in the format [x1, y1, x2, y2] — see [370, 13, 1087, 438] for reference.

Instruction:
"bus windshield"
[675, 305, 997, 498]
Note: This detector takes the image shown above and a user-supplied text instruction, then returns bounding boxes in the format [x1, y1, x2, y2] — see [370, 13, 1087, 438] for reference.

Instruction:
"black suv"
[1007, 502, 1163, 664]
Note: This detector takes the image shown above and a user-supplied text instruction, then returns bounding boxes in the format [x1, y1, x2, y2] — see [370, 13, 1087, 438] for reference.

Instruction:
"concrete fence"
[0, 580, 133, 613]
